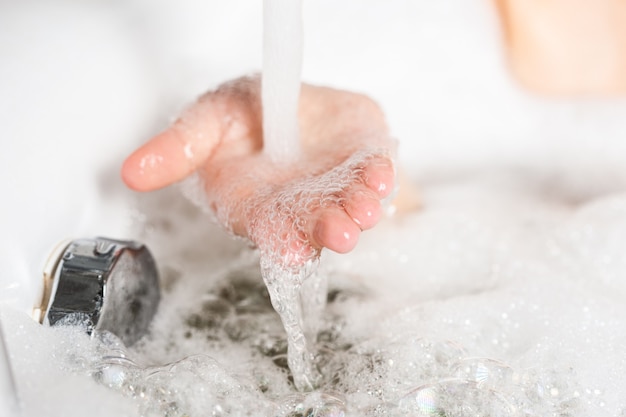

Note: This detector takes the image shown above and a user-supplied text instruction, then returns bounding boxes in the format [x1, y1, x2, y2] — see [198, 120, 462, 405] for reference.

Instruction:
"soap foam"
[2, 0, 626, 416]
[4, 174, 626, 415]
[177, 74, 394, 388]
[180, 133, 394, 391]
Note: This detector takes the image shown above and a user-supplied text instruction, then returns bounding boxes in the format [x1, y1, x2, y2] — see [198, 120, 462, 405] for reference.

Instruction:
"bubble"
[395, 379, 520, 417]
[92, 354, 269, 417]
[454, 357, 516, 391]
[410, 386, 441, 416]
[179, 126, 393, 390]
[275, 392, 346, 417]
[396, 383, 455, 416]
[94, 363, 130, 389]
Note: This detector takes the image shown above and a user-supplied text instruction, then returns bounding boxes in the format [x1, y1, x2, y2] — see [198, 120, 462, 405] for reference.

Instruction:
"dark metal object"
[37, 237, 160, 346]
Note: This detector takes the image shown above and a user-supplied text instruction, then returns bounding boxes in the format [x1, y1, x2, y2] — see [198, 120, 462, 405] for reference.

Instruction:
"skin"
[122, 77, 396, 258]
[494, 0, 626, 95]
[122, 1, 626, 261]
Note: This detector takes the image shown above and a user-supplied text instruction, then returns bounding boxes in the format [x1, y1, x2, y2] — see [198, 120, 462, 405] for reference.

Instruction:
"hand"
[495, 0, 626, 95]
[121, 76, 396, 266]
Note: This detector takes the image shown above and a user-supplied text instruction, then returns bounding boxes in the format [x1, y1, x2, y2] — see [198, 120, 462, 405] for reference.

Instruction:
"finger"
[343, 187, 383, 230]
[312, 210, 361, 254]
[121, 98, 227, 192]
[363, 156, 395, 198]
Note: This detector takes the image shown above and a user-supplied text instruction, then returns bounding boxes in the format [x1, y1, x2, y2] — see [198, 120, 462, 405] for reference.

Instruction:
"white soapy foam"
[7, 177, 626, 416]
[0, 322, 18, 416]
[1, 0, 626, 416]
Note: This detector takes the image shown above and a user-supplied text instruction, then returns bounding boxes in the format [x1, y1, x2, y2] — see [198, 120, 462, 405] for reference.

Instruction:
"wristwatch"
[35, 237, 160, 346]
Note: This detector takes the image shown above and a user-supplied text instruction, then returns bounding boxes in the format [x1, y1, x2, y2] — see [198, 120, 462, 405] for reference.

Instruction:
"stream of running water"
[261, 0, 322, 391]
[262, 0, 302, 162]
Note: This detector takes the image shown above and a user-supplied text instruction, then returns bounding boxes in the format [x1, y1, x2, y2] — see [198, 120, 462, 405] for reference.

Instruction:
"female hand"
[122, 76, 396, 266]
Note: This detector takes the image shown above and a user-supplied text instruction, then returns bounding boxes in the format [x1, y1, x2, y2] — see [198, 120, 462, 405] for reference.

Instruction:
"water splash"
[36, 262, 599, 417]
[261, 258, 323, 391]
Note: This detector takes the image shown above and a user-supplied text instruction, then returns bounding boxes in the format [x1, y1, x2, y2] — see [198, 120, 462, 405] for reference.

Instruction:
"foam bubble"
[5, 173, 626, 416]
[178, 125, 393, 390]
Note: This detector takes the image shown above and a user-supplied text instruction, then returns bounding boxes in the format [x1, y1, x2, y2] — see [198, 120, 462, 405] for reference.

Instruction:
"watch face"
[39, 237, 160, 346]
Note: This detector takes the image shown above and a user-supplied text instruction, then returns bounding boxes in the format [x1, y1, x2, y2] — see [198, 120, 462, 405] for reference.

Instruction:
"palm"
[122, 77, 395, 265]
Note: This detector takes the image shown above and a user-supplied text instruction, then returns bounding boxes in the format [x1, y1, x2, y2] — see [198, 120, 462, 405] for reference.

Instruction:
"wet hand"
[121, 76, 396, 264]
